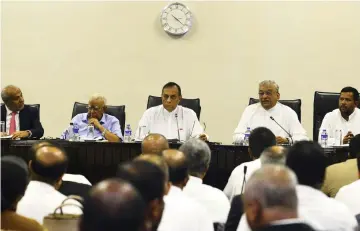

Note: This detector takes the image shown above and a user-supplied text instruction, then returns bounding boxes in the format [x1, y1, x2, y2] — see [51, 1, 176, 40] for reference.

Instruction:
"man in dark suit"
[243, 165, 315, 231]
[1, 85, 44, 139]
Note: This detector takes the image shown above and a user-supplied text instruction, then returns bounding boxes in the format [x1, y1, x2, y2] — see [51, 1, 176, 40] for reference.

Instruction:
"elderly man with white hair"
[61, 94, 123, 142]
[233, 80, 308, 145]
[180, 139, 230, 224]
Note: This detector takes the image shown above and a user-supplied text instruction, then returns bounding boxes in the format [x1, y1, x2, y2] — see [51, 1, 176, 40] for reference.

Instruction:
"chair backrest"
[1, 103, 40, 119]
[248, 98, 302, 122]
[71, 102, 126, 136]
[313, 91, 359, 141]
[146, 95, 201, 120]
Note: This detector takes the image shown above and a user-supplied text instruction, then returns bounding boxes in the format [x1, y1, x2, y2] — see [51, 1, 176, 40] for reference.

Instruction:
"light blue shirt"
[61, 113, 123, 140]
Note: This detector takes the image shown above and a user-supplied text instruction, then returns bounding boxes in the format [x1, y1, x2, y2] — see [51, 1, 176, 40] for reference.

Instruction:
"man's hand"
[343, 131, 354, 144]
[11, 131, 30, 139]
[88, 118, 102, 129]
[276, 136, 288, 144]
[0, 132, 8, 137]
[199, 134, 208, 141]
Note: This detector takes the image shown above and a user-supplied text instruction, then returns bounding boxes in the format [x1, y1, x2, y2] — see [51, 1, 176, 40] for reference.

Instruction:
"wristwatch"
[102, 129, 107, 137]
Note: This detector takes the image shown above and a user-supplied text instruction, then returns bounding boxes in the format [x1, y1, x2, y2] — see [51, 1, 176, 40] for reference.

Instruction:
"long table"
[0, 140, 350, 190]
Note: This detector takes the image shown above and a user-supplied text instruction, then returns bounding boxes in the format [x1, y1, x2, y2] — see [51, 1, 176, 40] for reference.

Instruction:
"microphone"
[270, 116, 293, 145]
[240, 165, 247, 195]
[175, 113, 181, 142]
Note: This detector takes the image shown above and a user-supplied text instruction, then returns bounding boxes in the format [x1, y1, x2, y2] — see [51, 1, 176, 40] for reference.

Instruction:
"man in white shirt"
[180, 139, 230, 223]
[158, 149, 213, 231]
[335, 134, 360, 216]
[233, 80, 308, 144]
[134, 82, 207, 142]
[286, 141, 358, 231]
[17, 143, 82, 224]
[243, 165, 315, 231]
[319, 87, 360, 144]
[224, 127, 276, 201]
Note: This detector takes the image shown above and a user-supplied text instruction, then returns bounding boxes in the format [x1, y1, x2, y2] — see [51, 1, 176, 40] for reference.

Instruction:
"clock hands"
[172, 14, 184, 26]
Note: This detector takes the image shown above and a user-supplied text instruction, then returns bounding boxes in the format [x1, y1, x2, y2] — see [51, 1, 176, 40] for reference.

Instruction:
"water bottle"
[124, 124, 132, 143]
[67, 123, 74, 141]
[320, 129, 328, 148]
[73, 124, 80, 141]
[243, 127, 251, 146]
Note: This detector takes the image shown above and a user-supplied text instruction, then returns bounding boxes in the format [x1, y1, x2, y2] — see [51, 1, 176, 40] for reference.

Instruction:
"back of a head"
[30, 143, 68, 185]
[135, 154, 169, 182]
[116, 161, 166, 203]
[1, 156, 29, 212]
[161, 149, 188, 186]
[286, 141, 326, 188]
[141, 134, 169, 155]
[349, 134, 360, 159]
[260, 146, 287, 166]
[249, 127, 276, 158]
[244, 165, 298, 211]
[179, 139, 211, 178]
[80, 179, 146, 231]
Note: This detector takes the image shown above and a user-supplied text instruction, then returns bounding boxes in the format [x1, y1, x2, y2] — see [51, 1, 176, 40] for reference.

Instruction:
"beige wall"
[1, 1, 360, 144]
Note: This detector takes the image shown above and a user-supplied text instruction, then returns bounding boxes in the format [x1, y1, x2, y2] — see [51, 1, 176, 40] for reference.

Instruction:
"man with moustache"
[319, 87, 360, 144]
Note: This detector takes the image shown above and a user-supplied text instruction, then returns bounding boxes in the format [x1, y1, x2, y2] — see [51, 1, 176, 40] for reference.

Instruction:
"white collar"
[28, 180, 56, 193]
[168, 185, 183, 196]
[188, 176, 203, 185]
[271, 218, 306, 226]
[348, 108, 359, 121]
[161, 105, 179, 115]
[5, 105, 18, 115]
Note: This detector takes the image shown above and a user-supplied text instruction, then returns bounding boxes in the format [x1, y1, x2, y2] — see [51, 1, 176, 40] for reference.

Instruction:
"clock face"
[160, 2, 192, 36]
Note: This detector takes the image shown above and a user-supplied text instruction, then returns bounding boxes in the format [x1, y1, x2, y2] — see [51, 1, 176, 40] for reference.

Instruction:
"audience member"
[1, 156, 45, 231]
[17, 143, 82, 224]
[260, 146, 287, 165]
[243, 165, 315, 231]
[79, 179, 146, 231]
[141, 133, 169, 155]
[322, 134, 360, 197]
[180, 139, 230, 223]
[224, 127, 276, 200]
[286, 141, 357, 230]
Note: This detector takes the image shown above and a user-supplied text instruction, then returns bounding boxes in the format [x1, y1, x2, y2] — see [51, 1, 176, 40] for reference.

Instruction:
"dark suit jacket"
[255, 223, 315, 231]
[1, 104, 44, 138]
[225, 195, 244, 231]
[59, 181, 91, 198]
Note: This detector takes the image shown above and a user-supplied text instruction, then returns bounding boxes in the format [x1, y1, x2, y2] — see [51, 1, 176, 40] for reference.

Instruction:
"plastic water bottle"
[67, 123, 74, 141]
[243, 127, 251, 146]
[124, 124, 132, 143]
[320, 129, 328, 148]
[73, 124, 80, 141]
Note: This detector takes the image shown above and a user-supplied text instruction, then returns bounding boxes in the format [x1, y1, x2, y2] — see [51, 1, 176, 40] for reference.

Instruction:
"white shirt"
[236, 185, 357, 231]
[5, 105, 19, 133]
[134, 105, 206, 141]
[335, 179, 360, 216]
[233, 103, 308, 143]
[62, 174, 92, 186]
[318, 108, 360, 141]
[223, 159, 261, 201]
[17, 181, 83, 224]
[183, 176, 230, 223]
[158, 186, 214, 231]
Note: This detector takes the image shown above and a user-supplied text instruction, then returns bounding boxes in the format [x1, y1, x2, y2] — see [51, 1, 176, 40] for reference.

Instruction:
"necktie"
[9, 112, 16, 135]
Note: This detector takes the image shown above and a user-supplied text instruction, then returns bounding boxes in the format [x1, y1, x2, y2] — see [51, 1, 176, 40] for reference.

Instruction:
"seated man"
[61, 94, 122, 142]
[141, 133, 169, 155]
[233, 80, 308, 144]
[134, 82, 207, 142]
[319, 87, 360, 144]
[1, 85, 44, 139]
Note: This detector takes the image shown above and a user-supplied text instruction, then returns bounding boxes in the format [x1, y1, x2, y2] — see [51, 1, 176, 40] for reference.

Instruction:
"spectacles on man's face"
[87, 106, 103, 112]
[162, 94, 178, 101]
[258, 91, 275, 97]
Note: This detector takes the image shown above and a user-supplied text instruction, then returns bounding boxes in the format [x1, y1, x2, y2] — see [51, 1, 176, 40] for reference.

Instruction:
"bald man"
[17, 143, 82, 224]
[141, 133, 169, 155]
[158, 149, 213, 231]
[260, 146, 287, 166]
[243, 165, 315, 231]
[79, 179, 146, 231]
[1, 85, 44, 139]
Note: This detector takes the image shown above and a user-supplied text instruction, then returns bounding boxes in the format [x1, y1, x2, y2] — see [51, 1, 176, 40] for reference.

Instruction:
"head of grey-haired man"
[260, 146, 288, 166]
[179, 138, 211, 179]
[258, 80, 280, 110]
[243, 165, 298, 230]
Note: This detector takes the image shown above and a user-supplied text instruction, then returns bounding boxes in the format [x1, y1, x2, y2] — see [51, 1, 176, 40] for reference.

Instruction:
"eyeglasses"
[86, 106, 102, 111]
[258, 91, 275, 97]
